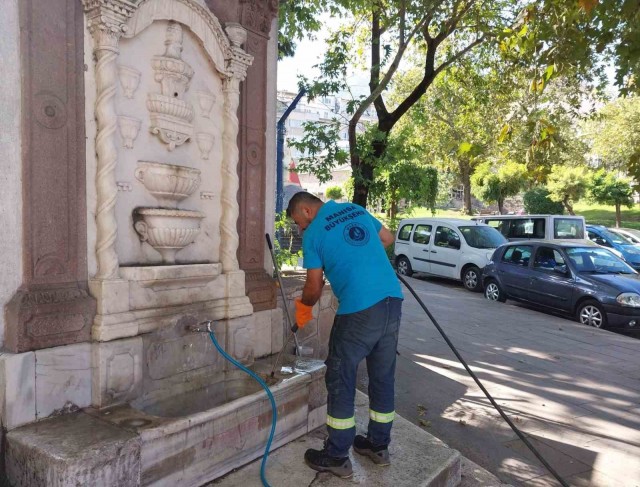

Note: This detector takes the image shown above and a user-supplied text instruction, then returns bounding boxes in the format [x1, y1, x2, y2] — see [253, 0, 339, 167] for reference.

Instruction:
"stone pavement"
[383, 274, 640, 486]
[214, 271, 640, 487]
[211, 390, 509, 487]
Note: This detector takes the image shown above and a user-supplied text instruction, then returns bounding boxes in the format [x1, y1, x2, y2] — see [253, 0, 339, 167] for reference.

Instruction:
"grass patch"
[573, 203, 640, 229]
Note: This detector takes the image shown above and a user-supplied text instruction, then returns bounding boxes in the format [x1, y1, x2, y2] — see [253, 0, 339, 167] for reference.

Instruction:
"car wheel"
[576, 300, 607, 329]
[463, 266, 481, 292]
[484, 279, 506, 303]
[396, 256, 413, 277]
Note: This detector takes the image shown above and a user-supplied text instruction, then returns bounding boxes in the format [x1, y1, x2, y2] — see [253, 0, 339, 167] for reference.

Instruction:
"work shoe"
[353, 435, 391, 466]
[304, 448, 353, 478]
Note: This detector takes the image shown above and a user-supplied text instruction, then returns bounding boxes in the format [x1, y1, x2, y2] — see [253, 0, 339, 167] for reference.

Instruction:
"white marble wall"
[0, 0, 24, 348]
[0, 353, 36, 430]
[35, 343, 92, 418]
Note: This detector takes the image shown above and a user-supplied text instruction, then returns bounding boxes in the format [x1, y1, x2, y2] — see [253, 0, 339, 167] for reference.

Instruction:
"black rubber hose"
[396, 273, 569, 487]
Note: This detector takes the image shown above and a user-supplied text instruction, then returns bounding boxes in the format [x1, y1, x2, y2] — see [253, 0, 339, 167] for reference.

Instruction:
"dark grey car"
[482, 240, 640, 329]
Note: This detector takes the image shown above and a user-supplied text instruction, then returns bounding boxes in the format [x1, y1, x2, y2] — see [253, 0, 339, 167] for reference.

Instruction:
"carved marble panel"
[92, 337, 143, 407]
[147, 22, 195, 151]
[4, 0, 96, 352]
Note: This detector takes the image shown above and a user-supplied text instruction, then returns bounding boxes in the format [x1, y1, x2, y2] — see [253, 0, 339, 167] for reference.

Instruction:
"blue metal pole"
[276, 89, 306, 215]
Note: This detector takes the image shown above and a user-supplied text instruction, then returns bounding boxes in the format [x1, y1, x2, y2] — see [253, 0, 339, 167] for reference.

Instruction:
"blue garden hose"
[208, 331, 277, 487]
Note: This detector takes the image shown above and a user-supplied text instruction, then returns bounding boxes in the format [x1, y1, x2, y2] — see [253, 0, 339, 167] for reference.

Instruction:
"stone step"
[5, 412, 141, 486]
[211, 390, 462, 487]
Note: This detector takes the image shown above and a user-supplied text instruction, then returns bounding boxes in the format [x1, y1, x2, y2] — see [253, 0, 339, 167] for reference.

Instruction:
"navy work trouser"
[324, 296, 402, 457]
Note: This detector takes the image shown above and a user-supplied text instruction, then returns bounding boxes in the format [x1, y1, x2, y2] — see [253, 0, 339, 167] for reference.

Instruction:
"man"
[286, 191, 403, 478]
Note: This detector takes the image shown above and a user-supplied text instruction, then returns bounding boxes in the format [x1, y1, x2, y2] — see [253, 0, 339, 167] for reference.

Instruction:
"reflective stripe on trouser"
[327, 415, 356, 430]
[370, 409, 395, 423]
[323, 297, 402, 458]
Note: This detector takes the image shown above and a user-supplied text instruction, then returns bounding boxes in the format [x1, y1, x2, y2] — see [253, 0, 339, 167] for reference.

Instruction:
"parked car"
[608, 227, 640, 245]
[471, 214, 585, 241]
[586, 224, 640, 271]
[394, 218, 507, 292]
[483, 239, 640, 329]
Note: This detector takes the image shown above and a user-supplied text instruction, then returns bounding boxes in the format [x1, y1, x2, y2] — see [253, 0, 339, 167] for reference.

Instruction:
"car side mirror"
[554, 264, 568, 275]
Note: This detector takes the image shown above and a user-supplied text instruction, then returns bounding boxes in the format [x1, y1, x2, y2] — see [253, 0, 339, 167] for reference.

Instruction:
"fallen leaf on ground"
[419, 419, 431, 427]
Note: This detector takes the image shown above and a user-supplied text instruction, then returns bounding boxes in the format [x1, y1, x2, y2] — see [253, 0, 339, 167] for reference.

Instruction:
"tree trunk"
[390, 198, 398, 220]
[563, 196, 575, 215]
[460, 165, 472, 215]
[498, 197, 504, 215]
[615, 203, 621, 227]
[352, 128, 388, 207]
[352, 162, 374, 207]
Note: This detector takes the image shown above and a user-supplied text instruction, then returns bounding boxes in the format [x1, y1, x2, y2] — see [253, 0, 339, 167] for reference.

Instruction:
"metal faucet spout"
[188, 320, 214, 333]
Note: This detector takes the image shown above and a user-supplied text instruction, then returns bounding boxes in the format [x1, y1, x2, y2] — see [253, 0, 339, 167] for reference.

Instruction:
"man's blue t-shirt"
[302, 201, 403, 314]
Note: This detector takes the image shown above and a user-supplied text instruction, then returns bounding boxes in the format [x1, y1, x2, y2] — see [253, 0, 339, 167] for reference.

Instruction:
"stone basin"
[6, 355, 327, 487]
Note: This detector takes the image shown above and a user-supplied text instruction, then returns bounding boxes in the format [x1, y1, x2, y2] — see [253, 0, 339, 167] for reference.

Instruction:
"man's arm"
[301, 268, 325, 306]
[379, 226, 395, 248]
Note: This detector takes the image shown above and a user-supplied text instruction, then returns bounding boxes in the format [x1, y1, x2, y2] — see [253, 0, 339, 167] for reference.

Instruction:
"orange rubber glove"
[294, 298, 314, 329]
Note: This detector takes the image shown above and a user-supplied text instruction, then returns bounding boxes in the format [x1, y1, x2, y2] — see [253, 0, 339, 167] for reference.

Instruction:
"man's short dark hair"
[286, 191, 323, 217]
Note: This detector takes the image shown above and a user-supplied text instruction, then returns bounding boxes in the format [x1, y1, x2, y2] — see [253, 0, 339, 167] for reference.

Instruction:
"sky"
[276, 16, 371, 96]
[277, 34, 326, 93]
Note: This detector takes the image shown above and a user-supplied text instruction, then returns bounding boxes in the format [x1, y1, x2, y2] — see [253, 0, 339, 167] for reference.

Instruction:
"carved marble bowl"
[135, 161, 201, 207]
[134, 208, 205, 264]
[147, 93, 194, 122]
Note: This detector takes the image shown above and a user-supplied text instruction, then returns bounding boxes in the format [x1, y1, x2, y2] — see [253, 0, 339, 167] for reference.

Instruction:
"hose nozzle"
[188, 320, 214, 333]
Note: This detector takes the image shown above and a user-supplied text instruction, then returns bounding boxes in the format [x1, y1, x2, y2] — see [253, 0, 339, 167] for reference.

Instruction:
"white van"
[471, 214, 586, 241]
[394, 218, 507, 292]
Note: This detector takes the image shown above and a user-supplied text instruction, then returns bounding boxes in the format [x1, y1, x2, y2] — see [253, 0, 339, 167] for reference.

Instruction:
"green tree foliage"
[280, 0, 526, 206]
[278, 0, 637, 208]
[343, 177, 354, 201]
[288, 119, 348, 183]
[497, 1, 639, 95]
[400, 61, 509, 214]
[546, 165, 591, 215]
[471, 160, 527, 214]
[587, 96, 640, 187]
[497, 78, 591, 182]
[588, 169, 634, 228]
[365, 125, 438, 219]
[523, 187, 564, 215]
[325, 185, 344, 200]
[273, 212, 302, 269]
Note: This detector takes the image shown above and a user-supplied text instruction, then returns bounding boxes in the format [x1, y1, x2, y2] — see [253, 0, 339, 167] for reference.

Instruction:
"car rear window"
[398, 224, 413, 241]
[502, 245, 533, 266]
[554, 218, 584, 239]
[509, 219, 545, 239]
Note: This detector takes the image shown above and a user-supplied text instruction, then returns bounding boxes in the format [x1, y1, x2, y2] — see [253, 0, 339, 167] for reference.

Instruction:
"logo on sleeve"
[343, 223, 370, 246]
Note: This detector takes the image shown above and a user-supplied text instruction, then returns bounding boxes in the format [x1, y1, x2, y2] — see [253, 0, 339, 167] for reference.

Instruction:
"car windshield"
[565, 247, 637, 274]
[459, 226, 507, 249]
[598, 228, 633, 245]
